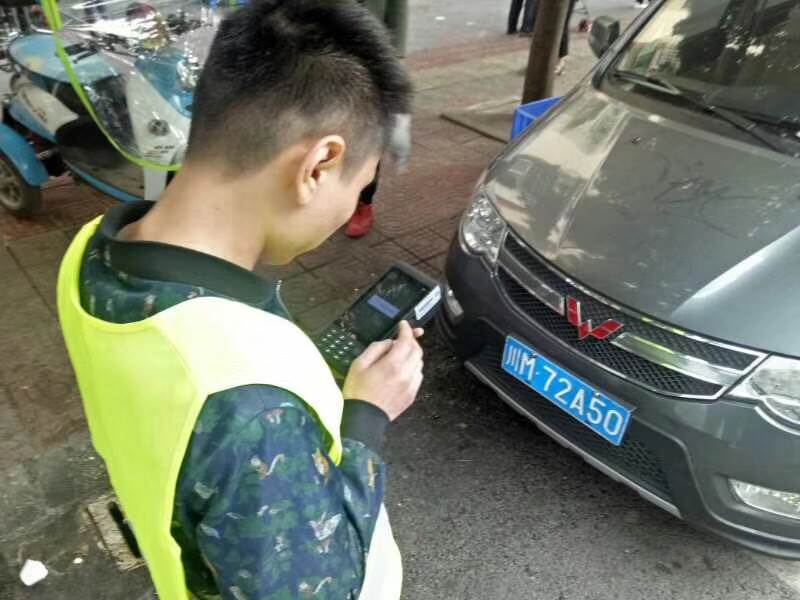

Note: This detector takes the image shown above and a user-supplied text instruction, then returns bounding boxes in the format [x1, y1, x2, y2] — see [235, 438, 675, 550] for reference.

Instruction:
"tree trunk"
[522, 0, 571, 103]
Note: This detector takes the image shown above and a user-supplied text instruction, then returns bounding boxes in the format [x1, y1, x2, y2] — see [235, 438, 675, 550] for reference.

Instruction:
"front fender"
[0, 123, 48, 186]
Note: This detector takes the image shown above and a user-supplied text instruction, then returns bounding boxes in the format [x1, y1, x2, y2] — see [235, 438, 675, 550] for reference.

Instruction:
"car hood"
[489, 87, 800, 356]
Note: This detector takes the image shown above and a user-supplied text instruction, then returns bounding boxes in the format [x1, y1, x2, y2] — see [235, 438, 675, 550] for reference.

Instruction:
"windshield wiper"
[612, 70, 793, 156]
[725, 108, 800, 135]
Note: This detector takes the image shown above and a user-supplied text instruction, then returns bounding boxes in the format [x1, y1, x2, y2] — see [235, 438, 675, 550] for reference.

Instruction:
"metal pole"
[361, 0, 387, 19]
[363, 0, 408, 57]
[385, 0, 408, 57]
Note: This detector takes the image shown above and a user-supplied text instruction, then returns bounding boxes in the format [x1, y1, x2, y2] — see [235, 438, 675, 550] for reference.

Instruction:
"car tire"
[0, 154, 42, 217]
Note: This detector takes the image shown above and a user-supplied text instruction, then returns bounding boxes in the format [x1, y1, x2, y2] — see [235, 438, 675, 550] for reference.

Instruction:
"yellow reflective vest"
[57, 217, 402, 600]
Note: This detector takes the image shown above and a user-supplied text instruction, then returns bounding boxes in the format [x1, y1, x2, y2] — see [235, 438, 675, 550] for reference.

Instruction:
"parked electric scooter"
[0, 0, 228, 216]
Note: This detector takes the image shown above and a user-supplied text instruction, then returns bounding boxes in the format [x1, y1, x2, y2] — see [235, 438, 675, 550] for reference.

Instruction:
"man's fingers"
[398, 342, 423, 378]
[354, 322, 424, 373]
[413, 327, 425, 339]
[392, 328, 422, 364]
[396, 320, 414, 342]
[410, 370, 424, 396]
[353, 339, 394, 370]
[387, 321, 416, 359]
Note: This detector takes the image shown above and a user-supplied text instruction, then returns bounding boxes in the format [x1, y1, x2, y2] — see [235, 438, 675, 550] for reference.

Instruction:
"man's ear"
[296, 135, 346, 206]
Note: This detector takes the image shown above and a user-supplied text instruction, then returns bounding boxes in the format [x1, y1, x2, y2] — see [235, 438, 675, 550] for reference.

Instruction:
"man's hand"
[342, 321, 424, 421]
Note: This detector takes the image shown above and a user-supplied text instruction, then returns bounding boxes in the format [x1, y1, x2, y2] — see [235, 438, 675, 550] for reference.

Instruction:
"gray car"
[438, 0, 800, 558]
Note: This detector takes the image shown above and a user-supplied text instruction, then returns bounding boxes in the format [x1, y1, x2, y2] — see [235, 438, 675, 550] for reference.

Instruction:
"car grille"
[470, 342, 673, 502]
[497, 233, 762, 399]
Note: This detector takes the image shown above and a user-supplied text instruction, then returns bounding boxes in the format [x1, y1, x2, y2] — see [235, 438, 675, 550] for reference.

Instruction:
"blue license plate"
[502, 335, 632, 446]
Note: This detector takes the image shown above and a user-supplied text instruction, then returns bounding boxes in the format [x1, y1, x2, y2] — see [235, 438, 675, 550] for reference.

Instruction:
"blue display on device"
[313, 263, 442, 377]
[367, 295, 401, 319]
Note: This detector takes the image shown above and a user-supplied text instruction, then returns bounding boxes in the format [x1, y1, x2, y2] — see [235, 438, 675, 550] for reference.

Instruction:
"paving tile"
[310, 240, 417, 295]
[474, 51, 529, 74]
[414, 134, 461, 153]
[411, 63, 480, 92]
[7, 383, 82, 448]
[462, 136, 506, 160]
[45, 184, 114, 228]
[374, 195, 466, 239]
[428, 252, 448, 273]
[25, 261, 61, 315]
[5, 230, 70, 269]
[0, 460, 46, 536]
[311, 253, 375, 293]
[413, 123, 487, 150]
[0, 324, 71, 386]
[0, 388, 38, 471]
[0, 246, 18, 275]
[0, 288, 55, 339]
[413, 260, 443, 280]
[430, 214, 463, 241]
[280, 272, 338, 314]
[0, 181, 113, 243]
[297, 227, 385, 271]
[295, 297, 350, 336]
[5, 365, 85, 450]
[395, 227, 451, 261]
[404, 34, 529, 71]
[371, 165, 479, 227]
[33, 439, 108, 515]
[412, 115, 452, 138]
[414, 88, 457, 114]
[0, 211, 58, 242]
[366, 240, 419, 270]
[296, 236, 347, 271]
[473, 72, 528, 99]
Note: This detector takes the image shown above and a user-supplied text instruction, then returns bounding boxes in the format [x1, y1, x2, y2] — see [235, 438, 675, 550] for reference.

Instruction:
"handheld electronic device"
[313, 263, 442, 376]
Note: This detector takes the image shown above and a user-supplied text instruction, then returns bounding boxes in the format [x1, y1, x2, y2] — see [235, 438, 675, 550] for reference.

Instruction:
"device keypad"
[316, 325, 365, 372]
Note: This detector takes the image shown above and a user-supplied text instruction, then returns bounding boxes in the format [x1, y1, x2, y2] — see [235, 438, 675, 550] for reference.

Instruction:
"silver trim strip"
[611, 333, 743, 387]
[500, 247, 565, 316]
[498, 265, 726, 400]
[465, 361, 681, 518]
[501, 232, 765, 363]
[496, 232, 767, 399]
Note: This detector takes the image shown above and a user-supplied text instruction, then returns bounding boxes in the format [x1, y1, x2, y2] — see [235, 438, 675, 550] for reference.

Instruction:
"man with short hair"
[57, 2, 419, 599]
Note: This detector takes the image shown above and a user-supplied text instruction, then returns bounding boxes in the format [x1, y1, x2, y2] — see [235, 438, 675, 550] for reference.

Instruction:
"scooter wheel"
[0, 154, 42, 217]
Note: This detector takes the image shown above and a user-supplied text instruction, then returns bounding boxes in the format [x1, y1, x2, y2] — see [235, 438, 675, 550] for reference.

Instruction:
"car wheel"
[0, 154, 42, 217]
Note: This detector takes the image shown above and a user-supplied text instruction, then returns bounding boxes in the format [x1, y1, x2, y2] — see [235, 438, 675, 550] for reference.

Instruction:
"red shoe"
[345, 202, 374, 238]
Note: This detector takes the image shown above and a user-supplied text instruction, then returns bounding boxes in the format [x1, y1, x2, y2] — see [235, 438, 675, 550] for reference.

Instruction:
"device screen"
[338, 268, 430, 344]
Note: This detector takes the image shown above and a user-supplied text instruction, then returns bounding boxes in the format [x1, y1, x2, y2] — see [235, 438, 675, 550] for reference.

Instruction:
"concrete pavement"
[2, 2, 800, 599]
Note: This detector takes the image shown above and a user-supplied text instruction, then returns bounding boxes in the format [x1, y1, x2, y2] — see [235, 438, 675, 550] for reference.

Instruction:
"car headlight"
[731, 356, 800, 428]
[459, 190, 507, 264]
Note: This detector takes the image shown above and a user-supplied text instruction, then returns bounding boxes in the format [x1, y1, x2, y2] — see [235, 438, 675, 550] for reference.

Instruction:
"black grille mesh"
[499, 235, 759, 396]
[498, 269, 722, 397]
[472, 343, 672, 502]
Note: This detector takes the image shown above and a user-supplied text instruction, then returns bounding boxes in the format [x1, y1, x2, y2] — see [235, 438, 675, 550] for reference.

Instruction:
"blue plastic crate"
[511, 96, 561, 140]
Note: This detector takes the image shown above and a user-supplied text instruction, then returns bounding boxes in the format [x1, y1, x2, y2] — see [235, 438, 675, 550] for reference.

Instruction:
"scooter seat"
[52, 82, 88, 116]
[56, 115, 126, 171]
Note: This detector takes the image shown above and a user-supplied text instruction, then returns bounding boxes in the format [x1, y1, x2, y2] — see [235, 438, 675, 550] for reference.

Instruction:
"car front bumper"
[439, 238, 800, 559]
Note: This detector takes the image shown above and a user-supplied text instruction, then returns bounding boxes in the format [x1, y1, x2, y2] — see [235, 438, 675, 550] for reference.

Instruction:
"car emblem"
[566, 296, 623, 340]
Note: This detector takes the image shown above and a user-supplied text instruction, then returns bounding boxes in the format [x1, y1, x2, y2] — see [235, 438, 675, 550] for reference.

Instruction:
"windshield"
[615, 0, 800, 128]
